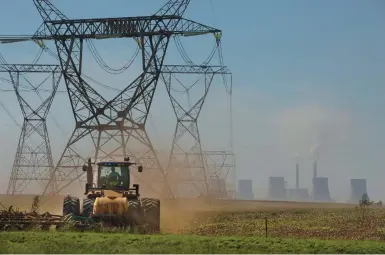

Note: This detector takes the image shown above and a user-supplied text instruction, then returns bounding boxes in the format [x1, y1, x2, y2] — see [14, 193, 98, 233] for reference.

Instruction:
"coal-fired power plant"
[349, 179, 368, 203]
[258, 156, 371, 203]
[268, 177, 286, 200]
[237, 179, 254, 200]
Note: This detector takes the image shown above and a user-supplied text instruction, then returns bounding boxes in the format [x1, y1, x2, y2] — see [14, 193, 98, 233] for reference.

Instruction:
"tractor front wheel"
[141, 198, 160, 233]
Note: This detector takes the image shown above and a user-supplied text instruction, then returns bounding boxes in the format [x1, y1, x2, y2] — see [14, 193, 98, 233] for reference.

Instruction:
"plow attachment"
[0, 206, 91, 231]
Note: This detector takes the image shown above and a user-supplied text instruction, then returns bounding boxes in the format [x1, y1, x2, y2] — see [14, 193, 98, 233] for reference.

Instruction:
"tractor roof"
[96, 161, 132, 166]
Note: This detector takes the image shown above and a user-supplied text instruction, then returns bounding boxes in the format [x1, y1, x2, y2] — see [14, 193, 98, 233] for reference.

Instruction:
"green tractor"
[62, 157, 160, 232]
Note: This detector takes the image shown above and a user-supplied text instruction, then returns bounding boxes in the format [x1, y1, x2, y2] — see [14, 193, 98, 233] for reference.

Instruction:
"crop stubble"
[161, 199, 385, 241]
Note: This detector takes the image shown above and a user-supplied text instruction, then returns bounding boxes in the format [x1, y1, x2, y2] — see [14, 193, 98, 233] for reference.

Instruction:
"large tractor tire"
[62, 196, 80, 216]
[82, 198, 95, 217]
[141, 198, 160, 233]
[126, 199, 142, 227]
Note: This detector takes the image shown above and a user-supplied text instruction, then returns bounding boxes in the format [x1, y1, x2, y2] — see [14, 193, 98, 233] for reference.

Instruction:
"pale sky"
[0, 0, 384, 202]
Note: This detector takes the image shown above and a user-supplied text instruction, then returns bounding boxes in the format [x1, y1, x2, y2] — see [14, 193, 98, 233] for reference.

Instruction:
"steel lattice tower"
[0, 64, 62, 195]
[0, 0, 222, 197]
[160, 65, 231, 197]
[204, 150, 236, 199]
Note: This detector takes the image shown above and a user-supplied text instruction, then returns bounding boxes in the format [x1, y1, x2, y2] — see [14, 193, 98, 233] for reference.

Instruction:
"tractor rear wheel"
[62, 196, 80, 216]
[141, 198, 160, 233]
[82, 198, 94, 217]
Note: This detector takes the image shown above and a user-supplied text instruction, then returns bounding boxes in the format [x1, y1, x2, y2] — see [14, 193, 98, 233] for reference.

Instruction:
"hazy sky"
[0, 0, 384, 201]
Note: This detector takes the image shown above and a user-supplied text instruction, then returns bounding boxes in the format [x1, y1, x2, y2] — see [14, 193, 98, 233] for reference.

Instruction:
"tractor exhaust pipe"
[82, 158, 94, 194]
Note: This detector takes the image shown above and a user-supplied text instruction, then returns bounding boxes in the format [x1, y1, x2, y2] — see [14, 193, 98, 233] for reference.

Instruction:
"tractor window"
[98, 166, 122, 187]
[120, 166, 130, 188]
[98, 165, 130, 188]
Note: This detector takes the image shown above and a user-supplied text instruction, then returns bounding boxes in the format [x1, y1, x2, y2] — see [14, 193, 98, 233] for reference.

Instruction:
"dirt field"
[0, 194, 358, 234]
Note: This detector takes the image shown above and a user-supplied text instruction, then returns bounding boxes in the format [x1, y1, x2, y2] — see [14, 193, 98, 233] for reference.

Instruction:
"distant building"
[268, 177, 286, 200]
[349, 179, 368, 203]
[286, 188, 309, 201]
[311, 177, 332, 202]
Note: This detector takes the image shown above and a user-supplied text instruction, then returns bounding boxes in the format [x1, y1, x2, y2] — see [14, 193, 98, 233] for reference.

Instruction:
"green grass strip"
[1, 231, 385, 254]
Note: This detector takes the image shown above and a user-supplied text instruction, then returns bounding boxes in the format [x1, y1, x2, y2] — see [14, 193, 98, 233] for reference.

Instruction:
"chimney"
[296, 162, 299, 189]
[313, 160, 317, 179]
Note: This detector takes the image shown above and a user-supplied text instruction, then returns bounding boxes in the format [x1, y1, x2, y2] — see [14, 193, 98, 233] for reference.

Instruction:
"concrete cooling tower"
[268, 177, 286, 200]
[349, 179, 368, 203]
[237, 179, 254, 200]
[311, 177, 331, 202]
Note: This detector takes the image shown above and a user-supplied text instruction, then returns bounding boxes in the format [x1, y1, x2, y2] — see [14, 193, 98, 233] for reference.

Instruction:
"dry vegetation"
[158, 198, 385, 241]
[188, 209, 385, 240]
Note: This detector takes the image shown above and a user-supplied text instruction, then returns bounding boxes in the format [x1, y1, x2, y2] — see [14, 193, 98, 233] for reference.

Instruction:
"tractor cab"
[82, 157, 143, 199]
[98, 162, 132, 189]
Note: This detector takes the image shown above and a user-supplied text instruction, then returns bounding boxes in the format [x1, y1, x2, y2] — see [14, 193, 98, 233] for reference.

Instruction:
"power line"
[210, 0, 217, 26]
[0, 99, 20, 127]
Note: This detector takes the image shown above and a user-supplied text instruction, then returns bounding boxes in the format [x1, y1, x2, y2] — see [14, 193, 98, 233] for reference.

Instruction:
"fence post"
[265, 217, 268, 237]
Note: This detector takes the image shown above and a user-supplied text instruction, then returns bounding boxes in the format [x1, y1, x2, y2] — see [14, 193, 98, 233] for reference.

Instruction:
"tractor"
[62, 157, 160, 232]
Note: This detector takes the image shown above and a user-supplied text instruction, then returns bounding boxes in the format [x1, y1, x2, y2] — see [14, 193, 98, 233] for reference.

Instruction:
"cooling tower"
[237, 179, 254, 200]
[208, 178, 227, 198]
[268, 177, 286, 200]
[311, 177, 331, 201]
[349, 179, 368, 203]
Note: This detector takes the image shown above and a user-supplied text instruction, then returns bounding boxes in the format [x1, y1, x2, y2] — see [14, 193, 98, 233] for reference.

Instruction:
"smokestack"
[296, 162, 299, 189]
[311, 144, 319, 180]
[313, 160, 317, 179]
